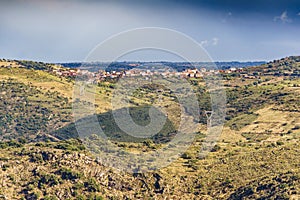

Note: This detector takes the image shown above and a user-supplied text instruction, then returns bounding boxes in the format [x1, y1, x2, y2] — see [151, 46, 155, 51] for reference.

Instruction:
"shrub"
[0, 142, 8, 149]
[56, 168, 83, 181]
[54, 140, 85, 151]
[38, 174, 62, 189]
[292, 125, 300, 130]
[211, 144, 221, 152]
[7, 140, 23, 148]
[88, 194, 104, 200]
[30, 153, 44, 163]
[76, 195, 86, 200]
[84, 178, 100, 192]
[187, 159, 198, 170]
[2, 164, 10, 171]
[44, 195, 58, 200]
[276, 141, 284, 146]
[181, 152, 192, 159]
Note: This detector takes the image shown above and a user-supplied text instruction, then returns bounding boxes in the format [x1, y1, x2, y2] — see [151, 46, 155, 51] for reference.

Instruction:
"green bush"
[2, 164, 10, 171]
[38, 174, 62, 189]
[276, 141, 284, 146]
[56, 168, 83, 181]
[211, 144, 221, 152]
[84, 178, 100, 192]
[76, 195, 86, 200]
[44, 195, 58, 200]
[181, 152, 192, 159]
[29, 153, 44, 163]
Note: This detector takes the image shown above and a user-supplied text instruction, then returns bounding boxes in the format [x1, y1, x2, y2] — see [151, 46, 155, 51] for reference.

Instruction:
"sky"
[0, 0, 300, 62]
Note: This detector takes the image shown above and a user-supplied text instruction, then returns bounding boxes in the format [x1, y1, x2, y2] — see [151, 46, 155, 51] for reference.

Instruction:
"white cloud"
[212, 37, 219, 46]
[274, 11, 292, 23]
[200, 38, 219, 47]
[200, 40, 209, 46]
[298, 12, 300, 16]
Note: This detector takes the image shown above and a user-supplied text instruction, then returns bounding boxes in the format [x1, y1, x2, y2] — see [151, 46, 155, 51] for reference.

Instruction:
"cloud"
[274, 11, 292, 23]
[298, 12, 300, 16]
[200, 40, 209, 46]
[200, 38, 219, 47]
[212, 37, 219, 45]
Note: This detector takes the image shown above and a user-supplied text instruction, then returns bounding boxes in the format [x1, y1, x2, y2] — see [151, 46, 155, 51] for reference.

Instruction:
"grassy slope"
[0, 61, 115, 142]
[0, 131, 299, 199]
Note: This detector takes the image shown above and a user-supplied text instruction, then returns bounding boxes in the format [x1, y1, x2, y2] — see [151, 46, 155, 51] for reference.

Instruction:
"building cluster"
[50, 65, 258, 82]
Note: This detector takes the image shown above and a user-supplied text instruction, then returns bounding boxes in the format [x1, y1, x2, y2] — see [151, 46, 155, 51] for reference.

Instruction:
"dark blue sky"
[0, 0, 300, 62]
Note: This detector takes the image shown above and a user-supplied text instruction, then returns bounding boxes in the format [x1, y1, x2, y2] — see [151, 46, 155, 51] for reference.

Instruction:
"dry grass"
[241, 106, 300, 136]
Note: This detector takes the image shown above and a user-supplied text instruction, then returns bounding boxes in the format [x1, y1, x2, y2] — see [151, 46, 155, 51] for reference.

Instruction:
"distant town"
[5, 58, 299, 84]
[52, 66, 247, 80]
[51, 61, 266, 83]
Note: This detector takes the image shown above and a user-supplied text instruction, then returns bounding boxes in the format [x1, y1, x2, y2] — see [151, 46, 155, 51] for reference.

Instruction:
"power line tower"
[205, 111, 213, 127]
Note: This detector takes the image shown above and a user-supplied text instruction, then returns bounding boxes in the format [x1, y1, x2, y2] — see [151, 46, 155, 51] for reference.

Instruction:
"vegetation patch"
[227, 113, 259, 130]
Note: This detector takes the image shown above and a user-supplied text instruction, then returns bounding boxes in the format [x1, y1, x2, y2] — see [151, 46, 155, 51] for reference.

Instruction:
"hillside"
[0, 57, 299, 199]
[247, 56, 300, 76]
